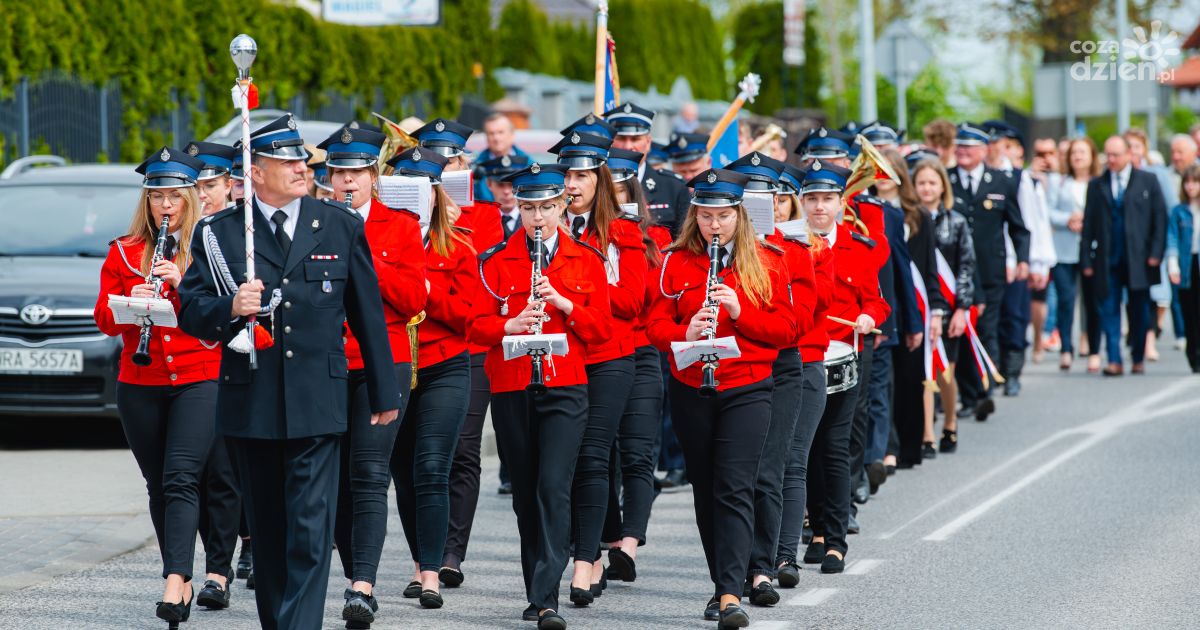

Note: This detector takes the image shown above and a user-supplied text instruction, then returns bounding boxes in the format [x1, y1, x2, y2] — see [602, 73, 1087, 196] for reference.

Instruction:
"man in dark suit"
[179, 114, 400, 630]
[948, 122, 1030, 421]
[1080, 134, 1168, 375]
[604, 101, 692, 235]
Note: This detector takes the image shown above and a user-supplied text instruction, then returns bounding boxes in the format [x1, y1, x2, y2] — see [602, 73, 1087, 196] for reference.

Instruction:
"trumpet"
[699, 235, 721, 397]
[527, 227, 548, 394]
[132, 216, 171, 367]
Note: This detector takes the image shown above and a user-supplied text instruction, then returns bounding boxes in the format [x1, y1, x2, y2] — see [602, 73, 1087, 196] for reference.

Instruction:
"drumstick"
[827, 315, 882, 335]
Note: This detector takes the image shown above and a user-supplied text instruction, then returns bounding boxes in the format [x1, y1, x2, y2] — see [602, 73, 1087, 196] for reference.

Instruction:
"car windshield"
[0, 184, 141, 257]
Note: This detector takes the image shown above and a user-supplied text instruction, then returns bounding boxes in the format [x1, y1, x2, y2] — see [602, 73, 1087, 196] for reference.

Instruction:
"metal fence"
[0, 74, 435, 166]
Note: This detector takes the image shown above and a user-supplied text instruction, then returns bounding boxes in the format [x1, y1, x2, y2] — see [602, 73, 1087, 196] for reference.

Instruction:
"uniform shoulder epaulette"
[574, 239, 606, 261]
[758, 239, 785, 256]
[320, 197, 360, 217]
[617, 212, 642, 223]
[655, 167, 684, 181]
[202, 201, 243, 224]
[850, 231, 877, 249]
[477, 240, 508, 263]
[783, 235, 811, 248]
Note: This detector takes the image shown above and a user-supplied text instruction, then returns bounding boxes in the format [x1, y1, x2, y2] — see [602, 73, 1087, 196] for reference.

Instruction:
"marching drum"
[824, 340, 858, 394]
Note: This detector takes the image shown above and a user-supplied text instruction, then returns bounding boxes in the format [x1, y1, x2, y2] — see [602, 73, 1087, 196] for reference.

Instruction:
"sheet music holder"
[107, 295, 178, 328]
[619, 202, 640, 220]
[502, 333, 569, 361]
[378, 175, 433, 225]
[743, 192, 775, 236]
[441, 169, 474, 208]
[775, 218, 811, 244]
[671, 336, 741, 369]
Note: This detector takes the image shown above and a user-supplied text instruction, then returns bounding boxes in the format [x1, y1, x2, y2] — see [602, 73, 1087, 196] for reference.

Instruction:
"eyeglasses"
[696, 211, 738, 225]
[518, 203, 562, 216]
[148, 191, 185, 206]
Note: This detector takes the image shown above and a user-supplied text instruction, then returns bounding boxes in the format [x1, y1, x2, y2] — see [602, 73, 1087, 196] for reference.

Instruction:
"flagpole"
[706, 73, 760, 152]
[230, 34, 258, 370]
[608, 35, 621, 108]
[593, 0, 609, 115]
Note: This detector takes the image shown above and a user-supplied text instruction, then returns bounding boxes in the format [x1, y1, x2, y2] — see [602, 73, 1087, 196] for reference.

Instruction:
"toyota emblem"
[20, 304, 52, 325]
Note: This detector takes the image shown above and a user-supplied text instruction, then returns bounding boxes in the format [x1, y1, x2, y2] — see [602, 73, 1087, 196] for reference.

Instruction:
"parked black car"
[0, 157, 142, 418]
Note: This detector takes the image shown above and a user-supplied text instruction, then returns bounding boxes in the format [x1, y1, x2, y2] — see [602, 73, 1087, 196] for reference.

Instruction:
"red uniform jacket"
[847, 193, 890, 272]
[647, 242, 796, 391]
[94, 238, 221, 385]
[824, 223, 891, 350]
[798, 241, 835, 362]
[767, 230, 818, 348]
[578, 216, 648, 364]
[459, 200, 505, 252]
[633, 225, 673, 349]
[418, 230, 478, 368]
[468, 228, 613, 393]
[344, 200, 427, 370]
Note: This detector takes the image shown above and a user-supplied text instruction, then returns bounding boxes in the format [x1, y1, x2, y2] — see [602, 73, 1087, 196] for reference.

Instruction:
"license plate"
[0, 348, 84, 374]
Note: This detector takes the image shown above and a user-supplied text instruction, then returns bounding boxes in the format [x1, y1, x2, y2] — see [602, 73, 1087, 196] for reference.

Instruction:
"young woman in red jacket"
[93, 147, 220, 626]
[771, 163, 837, 587]
[550, 130, 649, 603]
[799, 161, 890, 575]
[468, 163, 612, 630]
[381, 146, 479, 610]
[597, 148, 665, 585]
[647, 168, 796, 629]
[320, 126, 428, 627]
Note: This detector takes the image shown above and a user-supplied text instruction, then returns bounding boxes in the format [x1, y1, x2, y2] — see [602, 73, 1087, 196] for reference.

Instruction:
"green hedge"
[730, 1, 824, 115]
[0, 0, 494, 162]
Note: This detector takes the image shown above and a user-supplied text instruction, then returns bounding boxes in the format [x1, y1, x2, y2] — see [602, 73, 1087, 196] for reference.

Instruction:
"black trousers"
[572, 355, 635, 562]
[892, 342, 927, 465]
[394, 352, 470, 572]
[1180, 258, 1200, 371]
[492, 385, 588, 610]
[334, 363, 410, 584]
[198, 434, 241, 577]
[117, 380, 217, 580]
[601, 345, 664, 545]
[849, 338, 875, 494]
[806, 357, 861, 555]
[776, 362, 827, 564]
[999, 279, 1032, 379]
[230, 434, 340, 630]
[748, 349, 804, 579]
[444, 352, 490, 565]
[669, 376, 773, 598]
[957, 285, 1004, 406]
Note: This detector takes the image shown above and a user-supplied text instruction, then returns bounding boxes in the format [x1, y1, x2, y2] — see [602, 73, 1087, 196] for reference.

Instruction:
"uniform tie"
[571, 215, 586, 240]
[504, 214, 518, 238]
[163, 235, 177, 261]
[716, 246, 730, 273]
[271, 210, 291, 256]
[964, 172, 974, 196]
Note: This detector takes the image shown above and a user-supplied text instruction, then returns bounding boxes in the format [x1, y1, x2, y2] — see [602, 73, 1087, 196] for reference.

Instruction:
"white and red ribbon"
[934, 250, 1004, 387]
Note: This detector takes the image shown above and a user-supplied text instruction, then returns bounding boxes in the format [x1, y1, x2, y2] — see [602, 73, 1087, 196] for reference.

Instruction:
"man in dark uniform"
[948, 122, 1030, 421]
[178, 113, 401, 630]
[602, 103, 693, 235]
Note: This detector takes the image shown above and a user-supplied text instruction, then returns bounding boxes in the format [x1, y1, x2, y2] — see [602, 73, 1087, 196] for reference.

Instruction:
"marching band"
[91, 56, 1129, 629]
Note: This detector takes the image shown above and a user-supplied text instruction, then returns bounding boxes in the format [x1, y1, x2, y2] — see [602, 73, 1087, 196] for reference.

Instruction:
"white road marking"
[843, 558, 883, 575]
[787, 587, 840, 606]
[922, 379, 1194, 542]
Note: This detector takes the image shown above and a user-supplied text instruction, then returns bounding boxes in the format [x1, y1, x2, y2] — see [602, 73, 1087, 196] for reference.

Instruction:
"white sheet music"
[775, 218, 811, 244]
[670, 336, 741, 369]
[378, 175, 432, 226]
[501, 333, 569, 361]
[441, 169, 474, 207]
[619, 202, 640, 220]
[743, 192, 775, 236]
[107, 295, 177, 328]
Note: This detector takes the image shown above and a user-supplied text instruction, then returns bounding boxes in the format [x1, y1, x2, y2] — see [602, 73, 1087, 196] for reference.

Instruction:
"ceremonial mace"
[230, 34, 259, 370]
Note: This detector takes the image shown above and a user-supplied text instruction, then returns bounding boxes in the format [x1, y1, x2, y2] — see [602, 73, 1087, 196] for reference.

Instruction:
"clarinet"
[131, 216, 171, 367]
[526, 227, 548, 394]
[345, 191, 353, 208]
[698, 235, 721, 397]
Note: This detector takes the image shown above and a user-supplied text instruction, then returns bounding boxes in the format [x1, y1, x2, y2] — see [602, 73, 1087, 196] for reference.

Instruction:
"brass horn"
[841, 134, 900, 235]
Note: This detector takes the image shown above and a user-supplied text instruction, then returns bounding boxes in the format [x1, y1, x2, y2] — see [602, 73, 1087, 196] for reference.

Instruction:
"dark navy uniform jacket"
[178, 196, 401, 440]
[949, 166, 1030, 300]
[641, 166, 692, 236]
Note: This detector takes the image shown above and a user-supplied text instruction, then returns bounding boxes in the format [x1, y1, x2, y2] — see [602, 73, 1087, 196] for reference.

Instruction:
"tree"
[730, 1, 825, 115]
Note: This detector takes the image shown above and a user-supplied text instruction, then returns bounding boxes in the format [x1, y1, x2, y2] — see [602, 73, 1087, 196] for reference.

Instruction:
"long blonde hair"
[670, 203, 773, 307]
[123, 187, 200, 275]
[428, 185, 473, 258]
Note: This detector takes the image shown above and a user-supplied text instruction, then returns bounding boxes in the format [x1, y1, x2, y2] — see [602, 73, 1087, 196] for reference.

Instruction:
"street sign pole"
[894, 36, 907, 131]
[859, 0, 877, 122]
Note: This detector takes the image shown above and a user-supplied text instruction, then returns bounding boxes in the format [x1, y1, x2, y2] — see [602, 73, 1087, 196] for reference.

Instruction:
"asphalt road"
[0, 349, 1197, 629]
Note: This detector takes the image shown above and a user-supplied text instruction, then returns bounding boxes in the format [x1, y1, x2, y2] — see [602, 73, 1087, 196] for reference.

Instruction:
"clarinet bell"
[699, 364, 717, 398]
[527, 356, 548, 395]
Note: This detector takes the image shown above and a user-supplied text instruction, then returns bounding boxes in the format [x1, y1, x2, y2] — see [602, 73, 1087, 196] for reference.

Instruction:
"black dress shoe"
[569, 586, 594, 607]
[777, 561, 800, 588]
[439, 566, 464, 588]
[342, 590, 378, 626]
[801, 518, 812, 544]
[523, 604, 539, 621]
[419, 589, 443, 609]
[245, 569, 255, 590]
[236, 544, 252, 579]
[498, 481, 513, 495]
[852, 477, 869, 504]
[821, 553, 845, 574]
[607, 548, 637, 582]
[802, 541, 825, 564]
[660, 468, 688, 491]
[866, 461, 886, 494]
[403, 580, 422, 598]
[718, 603, 751, 628]
[196, 579, 230, 609]
[155, 584, 193, 625]
[537, 610, 567, 630]
[847, 514, 860, 535]
[704, 597, 720, 621]
[1003, 379, 1021, 396]
[939, 429, 957, 453]
[589, 582, 603, 598]
[975, 398, 995, 421]
[885, 464, 896, 475]
[922, 442, 938, 459]
[748, 581, 780, 606]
